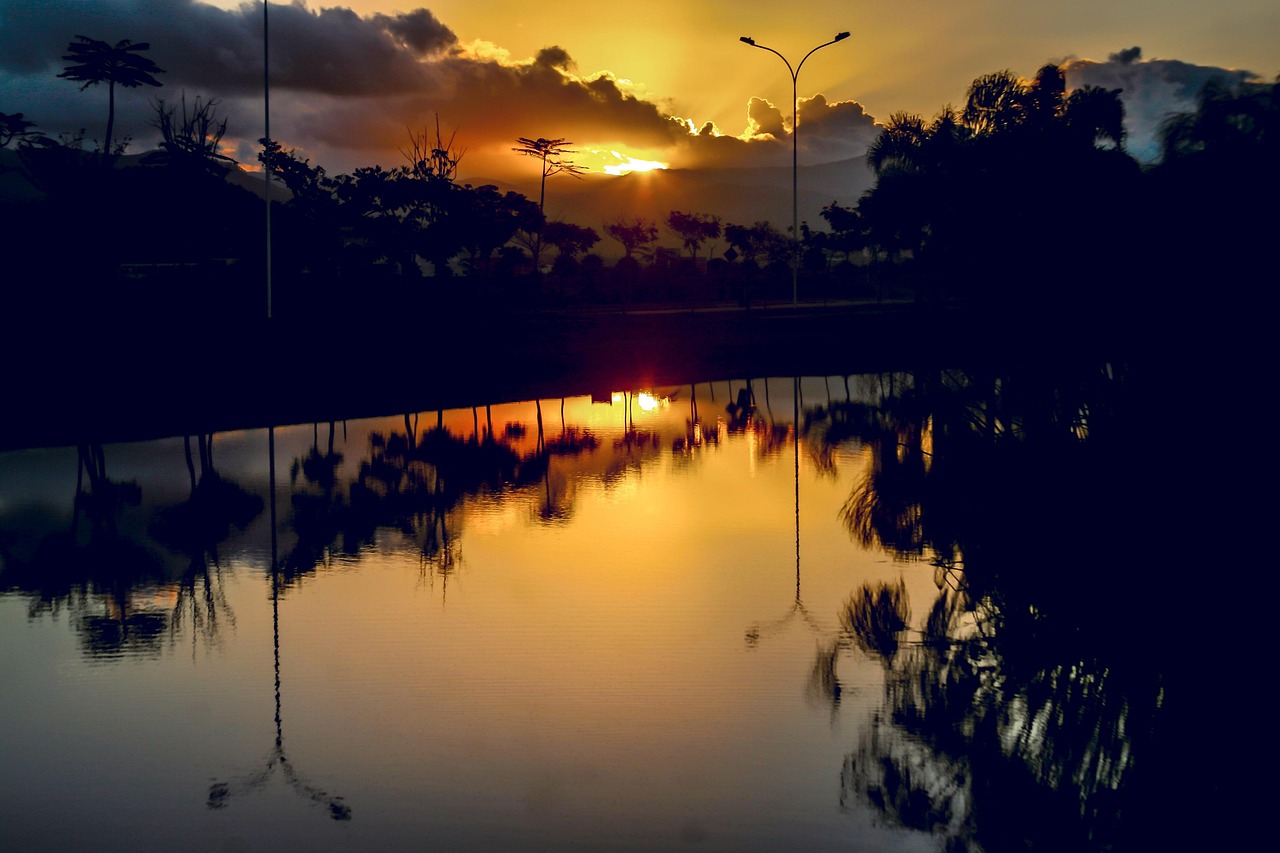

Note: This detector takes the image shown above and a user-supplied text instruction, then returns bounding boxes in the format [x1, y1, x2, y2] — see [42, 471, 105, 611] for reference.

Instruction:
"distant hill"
[464, 157, 876, 257]
[0, 147, 283, 202]
[3, 146, 873, 259]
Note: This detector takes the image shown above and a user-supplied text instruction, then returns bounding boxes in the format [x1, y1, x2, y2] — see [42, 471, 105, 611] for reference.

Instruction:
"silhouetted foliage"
[824, 362, 1246, 850]
[603, 216, 658, 260]
[666, 210, 722, 258]
[149, 92, 233, 170]
[512, 136, 585, 213]
[0, 111, 41, 150]
[58, 36, 164, 161]
[854, 63, 1138, 310]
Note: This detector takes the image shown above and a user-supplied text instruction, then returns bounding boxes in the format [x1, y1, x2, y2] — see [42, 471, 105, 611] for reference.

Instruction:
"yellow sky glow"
[598, 152, 669, 176]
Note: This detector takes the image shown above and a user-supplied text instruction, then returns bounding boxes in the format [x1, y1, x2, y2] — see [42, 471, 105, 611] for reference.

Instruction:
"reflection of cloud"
[1062, 47, 1261, 162]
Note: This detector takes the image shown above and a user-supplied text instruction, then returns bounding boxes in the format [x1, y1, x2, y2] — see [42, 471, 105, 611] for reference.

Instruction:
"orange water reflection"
[0, 376, 947, 851]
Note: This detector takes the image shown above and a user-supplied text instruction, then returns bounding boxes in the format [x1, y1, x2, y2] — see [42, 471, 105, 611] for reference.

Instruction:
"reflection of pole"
[535, 399, 545, 453]
[268, 426, 280, 747]
[794, 377, 800, 598]
[208, 433, 350, 820]
[272, 541, 282, 749]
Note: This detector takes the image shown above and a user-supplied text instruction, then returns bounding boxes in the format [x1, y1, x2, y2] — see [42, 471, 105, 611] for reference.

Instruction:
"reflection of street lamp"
[740, 32, 850, 305]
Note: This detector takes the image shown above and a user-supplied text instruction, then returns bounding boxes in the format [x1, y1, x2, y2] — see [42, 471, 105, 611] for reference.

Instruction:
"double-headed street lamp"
[740, 32, 850, 305]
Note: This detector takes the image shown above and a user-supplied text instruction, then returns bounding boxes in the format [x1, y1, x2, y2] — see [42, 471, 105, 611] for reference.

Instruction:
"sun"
[584, 149, 669, 176]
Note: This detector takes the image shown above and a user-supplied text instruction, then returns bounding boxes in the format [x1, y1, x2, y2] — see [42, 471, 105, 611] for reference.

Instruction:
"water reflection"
[812, 365, 1207, 850]
[0, 371, 1230, 849]
[152, 432, 261, 652]
[210, 427, 352, 821]
[0, 435, 261, 658]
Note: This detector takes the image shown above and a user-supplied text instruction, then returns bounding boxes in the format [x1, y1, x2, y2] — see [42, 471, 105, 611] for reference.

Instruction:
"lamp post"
[740, 32, 849, 305]
[263, 0, 272, 321]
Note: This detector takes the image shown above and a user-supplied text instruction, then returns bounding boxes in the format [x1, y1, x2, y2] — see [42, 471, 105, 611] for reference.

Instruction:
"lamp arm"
[795, 38, 840, 79]
[746, 42, 796, 82]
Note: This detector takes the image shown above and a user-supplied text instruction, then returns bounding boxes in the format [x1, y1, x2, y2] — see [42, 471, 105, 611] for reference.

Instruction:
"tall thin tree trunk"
[104, 80, 116, 161]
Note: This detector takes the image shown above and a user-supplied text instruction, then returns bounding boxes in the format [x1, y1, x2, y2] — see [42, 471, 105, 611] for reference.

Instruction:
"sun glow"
[609, 391, 670, 411]
[590, 149, 669, 176]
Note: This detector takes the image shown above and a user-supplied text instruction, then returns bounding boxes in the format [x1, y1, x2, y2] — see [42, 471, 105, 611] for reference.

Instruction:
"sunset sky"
[2, 0, 1277, 181]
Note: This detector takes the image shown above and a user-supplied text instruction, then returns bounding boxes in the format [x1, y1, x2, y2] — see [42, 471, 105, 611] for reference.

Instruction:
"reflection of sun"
[636, 392, 662, 412]
[610, 390, 669, 412]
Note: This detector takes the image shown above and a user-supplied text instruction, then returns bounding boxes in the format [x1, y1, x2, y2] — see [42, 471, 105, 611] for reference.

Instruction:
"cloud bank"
[0, 0, 880, 177]
[1063, 46, 1262, 162]
[1, 3, 1261, 179]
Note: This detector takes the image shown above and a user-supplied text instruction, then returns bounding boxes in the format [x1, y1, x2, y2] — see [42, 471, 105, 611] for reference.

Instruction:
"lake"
[0, 367, 1242, 851]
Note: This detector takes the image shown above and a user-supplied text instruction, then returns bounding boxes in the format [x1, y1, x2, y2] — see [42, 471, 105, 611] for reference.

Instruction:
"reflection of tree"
[1, 435, 266, 658]
[0, 443, 170, 658]
[151, 432, 262, 651]
[840, 579, 910, 663]
[826, 364, 1208, 850]
[272, 422, 536, 588]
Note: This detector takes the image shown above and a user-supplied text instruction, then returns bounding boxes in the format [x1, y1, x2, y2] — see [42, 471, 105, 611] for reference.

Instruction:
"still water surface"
[0, 372, 1211, 851]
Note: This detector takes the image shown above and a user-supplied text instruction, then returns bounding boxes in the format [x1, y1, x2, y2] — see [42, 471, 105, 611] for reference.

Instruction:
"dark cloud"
[0, 1, 454, 95]
[535, 46, 575, 72]
[1063, 50, 1261, 161]
[372, 8, 455, 56]
[744, 97, 786, 139]
[1108, 46, 1142, 65]
[795, 94, 880, 162]
[0, 0, 876, 177]
[673, 94, 880, 170]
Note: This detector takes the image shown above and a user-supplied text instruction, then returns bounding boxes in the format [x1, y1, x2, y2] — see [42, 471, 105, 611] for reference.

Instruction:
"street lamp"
[740, 32, 849, 305]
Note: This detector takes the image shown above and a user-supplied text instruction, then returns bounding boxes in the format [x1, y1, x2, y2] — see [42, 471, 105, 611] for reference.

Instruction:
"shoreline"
[1, 299, 1142, 451]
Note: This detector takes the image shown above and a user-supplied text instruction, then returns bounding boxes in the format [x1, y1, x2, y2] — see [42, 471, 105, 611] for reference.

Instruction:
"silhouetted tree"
[455, 184, 542, 278]
[603, 216, 658, 260]
[1159, 74, 1279, 162]
[0, 111, 40, 149]
[148, 92, 234, 171]
[666, 210, 722, 259]
[543, 220, 600, 259]
[512, 136, 585, 214]
[402, 114, 464, 183]
[819, 202, 866, 266]
[58, 36, 165, 160]
[512, 136, 585, 268]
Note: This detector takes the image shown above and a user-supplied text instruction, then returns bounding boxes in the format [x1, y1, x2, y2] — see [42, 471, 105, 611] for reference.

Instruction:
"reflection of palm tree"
[828, 364, 1194, 850]
[2, 443, 166, 657]
[153, 432, 263, 651]
[838, 579, 910, 665]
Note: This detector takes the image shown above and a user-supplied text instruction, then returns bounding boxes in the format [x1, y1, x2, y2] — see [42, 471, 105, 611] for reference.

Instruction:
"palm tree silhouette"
[58, 36, 165, 160]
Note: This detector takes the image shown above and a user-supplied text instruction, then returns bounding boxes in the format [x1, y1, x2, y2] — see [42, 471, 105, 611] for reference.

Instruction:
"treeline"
[2, 50, 1277, 328]
[817, 64, 1279, 325]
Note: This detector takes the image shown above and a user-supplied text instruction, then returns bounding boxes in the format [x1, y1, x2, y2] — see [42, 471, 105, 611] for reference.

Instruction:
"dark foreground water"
[0, 369, 1243, 851]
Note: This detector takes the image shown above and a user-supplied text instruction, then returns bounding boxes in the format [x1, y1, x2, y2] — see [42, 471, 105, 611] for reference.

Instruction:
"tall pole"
[791, 72, 798, 307]
[264, 0, 273, 321]
[740, 33, 850, 305]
